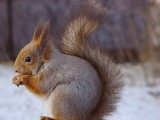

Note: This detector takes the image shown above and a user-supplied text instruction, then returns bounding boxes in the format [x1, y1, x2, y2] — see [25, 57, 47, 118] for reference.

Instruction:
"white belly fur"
[43, 92, 56, 118]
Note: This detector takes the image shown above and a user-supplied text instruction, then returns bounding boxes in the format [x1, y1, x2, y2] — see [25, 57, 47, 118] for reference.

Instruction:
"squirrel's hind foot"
[40, 116, 55, 120]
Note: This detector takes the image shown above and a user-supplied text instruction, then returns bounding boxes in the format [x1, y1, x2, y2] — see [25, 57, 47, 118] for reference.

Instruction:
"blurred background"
[0, 0, 160, 63]
[0, 0, 160, 120]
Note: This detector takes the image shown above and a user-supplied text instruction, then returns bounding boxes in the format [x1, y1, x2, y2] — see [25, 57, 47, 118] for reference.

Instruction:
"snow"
[108, 86, 160, 120]
[0, 63, 160, 120]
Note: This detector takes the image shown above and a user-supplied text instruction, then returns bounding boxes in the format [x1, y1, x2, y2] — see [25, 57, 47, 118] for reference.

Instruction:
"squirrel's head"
[14, 22, 53, 75]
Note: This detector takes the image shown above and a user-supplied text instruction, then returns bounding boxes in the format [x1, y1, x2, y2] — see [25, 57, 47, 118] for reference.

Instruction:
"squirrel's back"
[41, 50, 102, 92]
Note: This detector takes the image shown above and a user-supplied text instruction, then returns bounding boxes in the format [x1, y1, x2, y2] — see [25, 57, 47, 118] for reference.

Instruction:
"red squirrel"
[12, 0, 123, 120]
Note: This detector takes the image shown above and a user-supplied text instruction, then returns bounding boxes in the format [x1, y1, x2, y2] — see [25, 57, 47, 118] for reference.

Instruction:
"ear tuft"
[37, 21, 50, 52]
[35, 21, 52, 60]
[32, 21, 44, 41]
[40, 21, 50, 42]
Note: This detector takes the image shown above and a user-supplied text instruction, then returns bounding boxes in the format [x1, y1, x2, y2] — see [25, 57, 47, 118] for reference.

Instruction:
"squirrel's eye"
[24, 56, 32, 63]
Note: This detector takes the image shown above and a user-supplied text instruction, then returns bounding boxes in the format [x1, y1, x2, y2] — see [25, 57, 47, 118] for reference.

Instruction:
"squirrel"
[12, 0, 123, 120]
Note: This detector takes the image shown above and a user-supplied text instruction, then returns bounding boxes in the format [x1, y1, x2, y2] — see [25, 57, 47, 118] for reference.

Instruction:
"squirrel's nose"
[14, 67, 19, 73]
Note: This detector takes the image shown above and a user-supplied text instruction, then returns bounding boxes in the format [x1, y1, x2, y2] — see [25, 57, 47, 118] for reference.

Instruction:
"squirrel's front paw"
[12, 75, 27, 87]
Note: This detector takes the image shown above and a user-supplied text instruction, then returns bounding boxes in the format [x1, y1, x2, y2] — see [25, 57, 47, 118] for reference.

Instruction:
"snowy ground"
[0, 62, 160, 120]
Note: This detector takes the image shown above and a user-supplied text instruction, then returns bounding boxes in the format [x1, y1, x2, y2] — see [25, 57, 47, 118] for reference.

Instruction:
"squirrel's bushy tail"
[58, 0, 123, 119]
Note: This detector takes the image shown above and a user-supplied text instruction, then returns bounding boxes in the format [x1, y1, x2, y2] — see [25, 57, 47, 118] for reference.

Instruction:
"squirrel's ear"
[36, 21, 52, 60]
[32, 21, 43, 41]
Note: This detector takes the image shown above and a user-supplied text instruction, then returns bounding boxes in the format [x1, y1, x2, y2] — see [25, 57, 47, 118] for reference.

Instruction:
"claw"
[12, 75, 24, 87]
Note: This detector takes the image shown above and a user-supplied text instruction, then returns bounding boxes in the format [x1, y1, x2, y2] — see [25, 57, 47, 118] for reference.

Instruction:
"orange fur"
[14, 22, 53, 76]
[34, 22, 53, 62]
[13, 74, 46, 96]
[40, 116, 55, 120]
[33, 21, 44, 40]
[24, 75, 46, 96]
